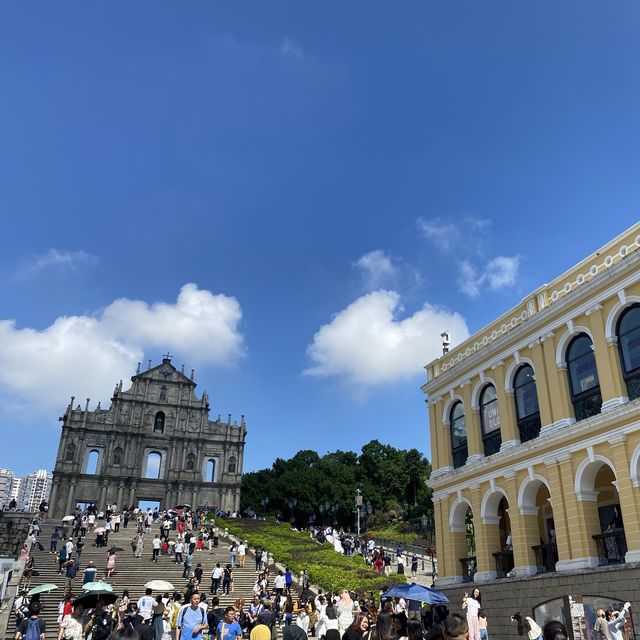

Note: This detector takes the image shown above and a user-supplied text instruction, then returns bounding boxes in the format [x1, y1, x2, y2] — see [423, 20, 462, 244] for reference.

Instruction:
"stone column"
[471, 486, 498, 581]
[587, 305, 628, 409]
[116, 483, 124, 508]
[64, 481, 77, 516]
[544, 458, 572, 566]
[608, 435, 640, 561]
[436, 398, 453, 470]
[463, 381, 483, 462]
[492, 362, 519, 450]
[98, 482, 107, 510]
[540, 333, 574, 429]
[191, 488, 198, 509]
[503, 474, 537, 576]
[49, 479, 59, 518]
[427, 400, 440, 470]
[177, 484, 184, 505]
[527, 342, 554, 429]
[556, 454, 599, 570]
[129, 483, 137, 508]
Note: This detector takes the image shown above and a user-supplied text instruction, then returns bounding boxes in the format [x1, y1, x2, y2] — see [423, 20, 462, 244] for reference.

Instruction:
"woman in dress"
[337, 590, 355, 636]
[106, 548, 117, 577]
[462, 588, 481, 640]
[317, 601, 340, 640]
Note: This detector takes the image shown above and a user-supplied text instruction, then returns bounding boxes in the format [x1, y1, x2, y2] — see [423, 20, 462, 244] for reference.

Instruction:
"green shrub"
[224, 520, 399, 595]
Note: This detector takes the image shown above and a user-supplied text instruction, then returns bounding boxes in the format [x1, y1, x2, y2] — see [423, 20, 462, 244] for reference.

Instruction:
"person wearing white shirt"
[137, 589, 157, 622]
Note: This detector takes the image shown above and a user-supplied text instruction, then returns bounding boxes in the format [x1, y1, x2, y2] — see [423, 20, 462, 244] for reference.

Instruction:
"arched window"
[449, 402, 467, 469]
[85, 450, 100, 474]
[617, 304, 640, 400]
[514, 364, 541, 442]
[154, 411, 165, 433]
[480, 384, 501, 456]
[204, 459, 216, 483]
[145, 452, 162, 479]
[64, 443, 75, 463]
[228, 456, 237, 474]
[566, 333, 602, 420]
[186, 453, 195, 471]
[113, 447, 123, 466]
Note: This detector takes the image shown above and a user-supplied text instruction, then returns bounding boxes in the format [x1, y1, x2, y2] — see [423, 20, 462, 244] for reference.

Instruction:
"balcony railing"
[593, 529, 627, 565]
[625, 374, 640, 401]
[459, 556, 476, 583]
[518, 414, 541, 443]
[572, 390, 602, 421]
[492, 550, 514, 578]
[452, 447, 468, 469]
[532, 543, 558, 573]
[482, 431, 502, 457]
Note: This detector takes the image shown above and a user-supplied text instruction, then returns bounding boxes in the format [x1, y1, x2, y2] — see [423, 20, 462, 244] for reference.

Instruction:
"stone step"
[5, 521, 300, 639]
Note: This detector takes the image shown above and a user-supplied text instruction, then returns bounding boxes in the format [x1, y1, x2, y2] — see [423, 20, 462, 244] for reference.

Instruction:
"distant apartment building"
[0, 469, 14, 507]
[21, 470, 52, 511]
[0, 469, 52, 511]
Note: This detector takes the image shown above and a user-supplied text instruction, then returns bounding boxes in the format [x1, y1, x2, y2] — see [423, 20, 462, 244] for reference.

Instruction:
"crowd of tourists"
[307, 527, 421, 579]
[11, 505, 633, 640]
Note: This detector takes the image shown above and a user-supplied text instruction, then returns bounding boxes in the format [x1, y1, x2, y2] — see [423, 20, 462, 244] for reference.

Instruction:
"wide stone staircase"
[5, 520, 277, 638]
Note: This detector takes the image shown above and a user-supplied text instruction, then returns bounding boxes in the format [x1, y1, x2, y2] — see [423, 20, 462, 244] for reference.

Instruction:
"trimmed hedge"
[366, 526, 422, 544]
[224, 520, 399, 595]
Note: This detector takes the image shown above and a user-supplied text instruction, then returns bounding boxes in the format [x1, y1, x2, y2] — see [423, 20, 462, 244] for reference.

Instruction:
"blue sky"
[1, 3, 639, 476]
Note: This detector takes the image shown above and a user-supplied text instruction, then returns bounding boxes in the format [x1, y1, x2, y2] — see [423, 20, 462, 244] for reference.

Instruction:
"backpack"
[24, 618, 41, 640]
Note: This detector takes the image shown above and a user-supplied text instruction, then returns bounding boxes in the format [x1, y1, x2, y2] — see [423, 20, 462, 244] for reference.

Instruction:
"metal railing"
[532, 543, 558, 573]
[593, 529, 627, 565]
[482, 431, 502, 457]
[459, 556, 476, 583]
[518, 415, 541, 443]
[492, 550, 514, 578]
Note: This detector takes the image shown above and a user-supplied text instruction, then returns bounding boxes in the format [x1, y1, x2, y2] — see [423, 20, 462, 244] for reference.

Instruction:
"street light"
[260, 497, 269, 514]
[424, 513, 435, 578]
[355, 489, 363, 536]
[287, 498, 298, 520]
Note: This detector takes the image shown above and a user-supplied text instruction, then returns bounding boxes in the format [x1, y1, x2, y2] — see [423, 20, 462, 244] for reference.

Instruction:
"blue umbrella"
[382, 583, 449, 604]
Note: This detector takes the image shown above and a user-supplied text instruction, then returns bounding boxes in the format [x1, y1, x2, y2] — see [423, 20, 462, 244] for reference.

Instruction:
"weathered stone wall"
[0, 513, 32, 557]
[438, 564, 640, 640]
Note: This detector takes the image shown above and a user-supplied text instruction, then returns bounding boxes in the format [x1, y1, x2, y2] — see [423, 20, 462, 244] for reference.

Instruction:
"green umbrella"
[27, 584, 59, 596]
[83, 581, 113, 592]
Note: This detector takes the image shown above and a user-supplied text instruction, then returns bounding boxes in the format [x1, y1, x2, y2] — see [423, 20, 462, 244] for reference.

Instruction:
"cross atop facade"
[162, 352, 173, 361]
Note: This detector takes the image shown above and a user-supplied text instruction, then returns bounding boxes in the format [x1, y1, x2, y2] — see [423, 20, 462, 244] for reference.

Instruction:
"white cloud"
[457, 256, 520, 298]
[354, 250, 398, 290]
[281, 38, 304, 60]
[417, 217, 461, 252]
[18, 249, 99, 278]
[304, 290, 469, 389]
[0, 283, 244, 416]
[417, 216, 491, 253]
[485, 256, 519, 290]
[418, 216, 519, 296]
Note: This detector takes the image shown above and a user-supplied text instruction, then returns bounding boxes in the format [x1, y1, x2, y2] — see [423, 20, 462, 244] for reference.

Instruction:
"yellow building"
[424, 222, 640, 588]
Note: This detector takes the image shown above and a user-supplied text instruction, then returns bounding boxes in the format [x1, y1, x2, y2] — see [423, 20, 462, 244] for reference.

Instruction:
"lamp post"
[260, 497, 269, 515]
[355, 489, 363, 536]
[287, 498, 298, 521]
[425, 513, 435, 578]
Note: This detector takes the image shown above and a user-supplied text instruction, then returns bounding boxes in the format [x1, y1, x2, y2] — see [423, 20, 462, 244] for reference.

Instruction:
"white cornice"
[423, 253, 640, 398]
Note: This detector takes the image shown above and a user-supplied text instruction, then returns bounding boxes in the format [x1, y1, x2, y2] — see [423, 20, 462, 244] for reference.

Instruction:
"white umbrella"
[62, 515, 75, 522]
[144, 580, 174, 591]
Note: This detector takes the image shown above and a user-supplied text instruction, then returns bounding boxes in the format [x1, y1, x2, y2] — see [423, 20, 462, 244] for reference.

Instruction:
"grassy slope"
[225, 520, 399, 595]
